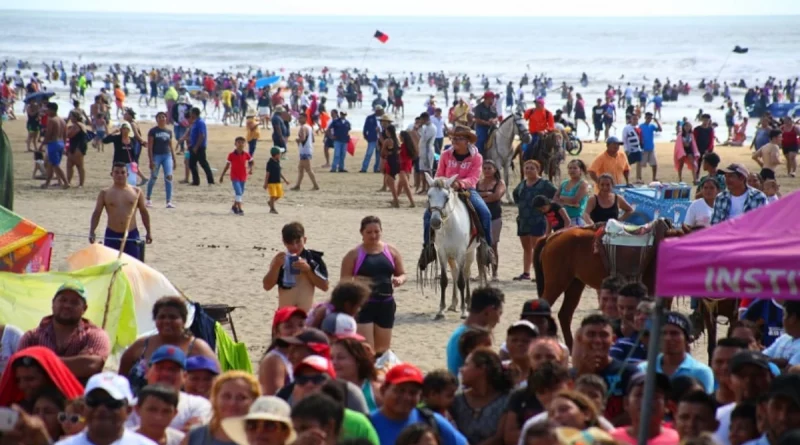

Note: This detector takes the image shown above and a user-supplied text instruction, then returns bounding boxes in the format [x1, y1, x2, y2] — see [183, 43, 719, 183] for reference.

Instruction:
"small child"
[59, 397, 86, 437]
[218, 136, 252, 215]
[245, 114, 260, 167]
[420, 369, 458, 421]
[533, 195, 572, 235]
[264, 146, 290, 214]
[93, 113, 107, 152]
[763, 179, 780, 204]
[729, 402, 759, 445]
[306, 280, 369, 328]
[32, 150, 46, 179]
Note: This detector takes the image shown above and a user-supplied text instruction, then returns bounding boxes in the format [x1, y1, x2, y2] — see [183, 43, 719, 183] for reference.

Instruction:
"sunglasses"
[85, 395, 126, 410]
[294, 374, 328, 386]
[58, 413, 84, 424]
[245, 420, 286, 432]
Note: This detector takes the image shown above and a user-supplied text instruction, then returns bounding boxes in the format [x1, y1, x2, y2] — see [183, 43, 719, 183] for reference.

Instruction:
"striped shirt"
[18, 316, 111, 360]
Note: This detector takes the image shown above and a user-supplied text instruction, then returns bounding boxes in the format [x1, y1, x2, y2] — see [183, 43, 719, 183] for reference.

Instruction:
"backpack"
[416, 407, 441, 440]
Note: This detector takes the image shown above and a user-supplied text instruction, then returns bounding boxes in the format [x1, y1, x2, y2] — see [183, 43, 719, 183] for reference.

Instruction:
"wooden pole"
[101, 189, 140, 329]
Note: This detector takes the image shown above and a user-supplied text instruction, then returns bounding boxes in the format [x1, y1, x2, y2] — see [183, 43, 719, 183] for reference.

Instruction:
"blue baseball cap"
[186, 356, 220, 375]
[606, 136, 622, 145]
[149, 345, 187, 369]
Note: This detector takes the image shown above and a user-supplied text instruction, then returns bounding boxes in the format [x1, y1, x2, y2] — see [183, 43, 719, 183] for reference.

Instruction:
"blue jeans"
[232, 180, 245, 202]
[331, 141, 347, 172]
[361, 140, 381, 172]
[423, 189, 492, 245]
[476, 126, 490, 155]
[174, 125, 186, 150]
[147, 153, 174, 202]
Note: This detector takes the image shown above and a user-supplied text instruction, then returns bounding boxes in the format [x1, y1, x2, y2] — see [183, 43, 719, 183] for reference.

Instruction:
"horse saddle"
[458, 191, 481, 243]
[484, 126, 497, 152]
[596, 219, 666, 280]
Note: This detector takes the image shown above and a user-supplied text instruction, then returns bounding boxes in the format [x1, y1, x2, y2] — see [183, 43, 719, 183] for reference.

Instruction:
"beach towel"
[189, 302, 217, 353]
[0, 121, 13, 210]
[673, 135, 699, 173]
[0, 347, 84, 406]
[214, 322, 252, 373]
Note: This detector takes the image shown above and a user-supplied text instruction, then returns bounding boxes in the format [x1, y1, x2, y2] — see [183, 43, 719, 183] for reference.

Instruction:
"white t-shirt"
[0, 325, 23, 376]
[764, 334, 800, 364]
[430, 116, 445, 138]
[126, 392, 211, 430]
[684, 199, 714, 228]
[714, 402, 735, 445]
[56, 430, 157, 445]
[134, 427, 184, 445]
[728, 192, 748, 219]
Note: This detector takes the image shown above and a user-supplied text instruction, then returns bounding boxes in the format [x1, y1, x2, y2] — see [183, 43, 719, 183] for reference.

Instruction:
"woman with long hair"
[582, 173, 633, 225]
[451, 348, 512, 445]
[674, 121, 699, 183]
[554, 159, 590, 226]
[258, 307, 306, 396]
[477, 160, 506, 281]
[397, 130, 417, 207]
[780, 116, 799, 177]
[574, 93, 590, 133]
[380, 124, 401, 207]
[330, 337, 382, 411]
[119, 296, 218, 396]
[182, 371, 261, 445]
[65, 110, 88, 187]
[512, 160, 556, 281]
[548, 390, 602, 430]
[340, 216, 406, 355]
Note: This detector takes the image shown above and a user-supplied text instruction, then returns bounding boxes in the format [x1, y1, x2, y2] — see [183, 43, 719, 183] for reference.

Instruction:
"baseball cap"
[768, 374, 800, 408]
[186, 356, 220, 375]
[723, 163, 749, 177]
[626, 372, 671, 395]
[385, 363, 424, 386]
[275, 328, 330, 355]
[606, 136, 622, 145]
[507, 320, 539, 337]
[729, 350, 770, 374]
[483, 91, 495, 99]
[84, 372, 134, 403]
[272, 306, 307, 331]
[339, 110, 348, 116]
[270, 147, 281, 156]
[534, 97, 545, 105]
[55, 280, 88, 301]
[293, 355, 336, 378]
[321, 312, 365, 340]
[520, 299, 552, 317]
[149, 345, 187, 369]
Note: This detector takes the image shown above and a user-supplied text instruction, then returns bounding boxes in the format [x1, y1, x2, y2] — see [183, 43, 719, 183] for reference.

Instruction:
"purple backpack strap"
[383, 243, 396, 269]
[353, 246, 367, 275]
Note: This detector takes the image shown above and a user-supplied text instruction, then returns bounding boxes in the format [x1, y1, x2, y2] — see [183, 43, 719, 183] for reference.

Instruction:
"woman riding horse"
[419, 126, 494, 269]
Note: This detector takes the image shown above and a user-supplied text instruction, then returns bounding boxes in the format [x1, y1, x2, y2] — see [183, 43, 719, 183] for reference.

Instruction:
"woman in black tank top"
[583, 174, 634, 224]
[477, 160, 506, 281]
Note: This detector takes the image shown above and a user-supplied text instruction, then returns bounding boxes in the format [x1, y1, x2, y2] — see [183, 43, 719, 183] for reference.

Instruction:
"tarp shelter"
[0, 262, 138, 351]
[0, 206, 53, 273]
[655, 190, 800, 300]
[66, 244, 194, 337]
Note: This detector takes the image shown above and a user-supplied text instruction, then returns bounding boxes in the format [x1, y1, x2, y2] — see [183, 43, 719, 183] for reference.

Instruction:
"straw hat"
[449, 125, 477, 143]
[379, 114, 393, 123]
[221, 396, 296, 445]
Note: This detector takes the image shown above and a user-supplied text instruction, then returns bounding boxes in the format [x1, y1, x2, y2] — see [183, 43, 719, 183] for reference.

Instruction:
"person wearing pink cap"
[369, 363, 467, 445]
[472, 92, 498, 155]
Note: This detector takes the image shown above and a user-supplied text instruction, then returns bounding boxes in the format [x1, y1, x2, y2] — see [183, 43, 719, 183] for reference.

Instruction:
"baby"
[59, 397, 86, 437]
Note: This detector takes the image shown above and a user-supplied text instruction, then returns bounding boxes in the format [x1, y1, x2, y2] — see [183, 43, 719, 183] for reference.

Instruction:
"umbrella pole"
[637, 297, 665, 445]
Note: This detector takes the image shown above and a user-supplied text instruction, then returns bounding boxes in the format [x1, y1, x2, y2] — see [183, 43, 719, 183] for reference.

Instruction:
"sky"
[4, 0, 799, 17]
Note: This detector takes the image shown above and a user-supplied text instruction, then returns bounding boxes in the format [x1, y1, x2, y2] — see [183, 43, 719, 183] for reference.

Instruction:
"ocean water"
[2, 10, 799, 132]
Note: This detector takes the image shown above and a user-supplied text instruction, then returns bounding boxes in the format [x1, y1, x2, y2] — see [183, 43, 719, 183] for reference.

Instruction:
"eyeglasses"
[245, 420, 285, 432]
[58, 413, 84, 424]
[294, 374, 328, 386]
[85, 395, 126, 410]
[452, 136, 466, 142]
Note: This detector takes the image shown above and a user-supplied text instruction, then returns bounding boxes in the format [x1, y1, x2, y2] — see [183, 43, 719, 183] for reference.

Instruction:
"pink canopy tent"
[655, 190, 800, 300]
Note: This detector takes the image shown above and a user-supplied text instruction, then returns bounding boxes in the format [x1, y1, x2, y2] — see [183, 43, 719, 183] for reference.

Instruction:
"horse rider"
[522, 97, 555, 160]
[472, 91, 498, 155]
[418, 126, 495, 269]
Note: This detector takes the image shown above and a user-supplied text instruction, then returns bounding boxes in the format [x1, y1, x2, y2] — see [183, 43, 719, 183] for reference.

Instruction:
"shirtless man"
[89, 162, 153, 260]
[39, 102, 69, 189]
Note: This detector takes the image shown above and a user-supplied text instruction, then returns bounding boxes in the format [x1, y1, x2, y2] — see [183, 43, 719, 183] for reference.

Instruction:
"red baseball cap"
[483, 91, 496, 99]
[272, 307, 307, 331]
[293, 355, 336, 378]
[384, 363, 424, 386]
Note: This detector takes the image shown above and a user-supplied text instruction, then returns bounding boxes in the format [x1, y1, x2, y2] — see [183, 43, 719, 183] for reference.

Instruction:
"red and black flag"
[374, 30, 389, 43]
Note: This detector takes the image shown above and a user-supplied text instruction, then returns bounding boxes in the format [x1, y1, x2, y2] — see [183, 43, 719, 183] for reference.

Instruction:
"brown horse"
[693, 298, 739, 364]
[532, 220, 692, 349]
[531, 132, 562, 182]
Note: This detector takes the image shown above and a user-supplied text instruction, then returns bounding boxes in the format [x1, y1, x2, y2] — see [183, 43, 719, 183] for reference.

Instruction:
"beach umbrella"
[255, 75, 281, 89]
[23, 91, 55, 104]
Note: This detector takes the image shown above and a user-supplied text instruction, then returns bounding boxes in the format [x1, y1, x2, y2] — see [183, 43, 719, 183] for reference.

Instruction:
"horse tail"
[533, 236, 548, 298]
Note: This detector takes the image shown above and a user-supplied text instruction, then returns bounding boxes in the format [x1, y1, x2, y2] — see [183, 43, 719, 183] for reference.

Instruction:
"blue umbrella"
[255, 75, 281, 89]
[24, 91, 55, 103]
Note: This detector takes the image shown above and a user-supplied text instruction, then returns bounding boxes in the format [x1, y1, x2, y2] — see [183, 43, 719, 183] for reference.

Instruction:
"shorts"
[184, 151, 191, 160]
[517, 218, 546, 237]
[490, 218, 502, 246]
[104, 227, 142, 260]
[782, 145, 798, 156]
[593, 120, 603, 131]
[27, 120, 39, 133]
[258, 106, 270, 116]
[248, 139, 257, 157]
[47, 141, 64, 166]
[95, 130, 106, 141]
[356, 296, 396, 329]
[300, 154, 312, 161]
[268, 183, 284, 199]
[224, 105, 232, 113]
[640, 151, 657, 166]
[627, 151, 642, 165]
[759, 168, 776, 181]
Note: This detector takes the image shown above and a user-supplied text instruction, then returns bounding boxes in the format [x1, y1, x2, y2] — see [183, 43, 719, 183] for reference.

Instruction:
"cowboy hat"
[449, 125, 477, 143]
[221, 396, 296, 445]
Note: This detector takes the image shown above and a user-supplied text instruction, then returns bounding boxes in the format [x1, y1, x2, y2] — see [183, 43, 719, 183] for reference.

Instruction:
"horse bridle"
[427, 188, 453, 222]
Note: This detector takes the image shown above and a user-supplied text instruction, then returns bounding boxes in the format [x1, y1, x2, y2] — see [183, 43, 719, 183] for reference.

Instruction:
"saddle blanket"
[602, 219, 655, 248]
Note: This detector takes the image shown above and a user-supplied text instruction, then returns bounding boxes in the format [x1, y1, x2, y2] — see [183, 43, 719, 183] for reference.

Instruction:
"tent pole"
[637, 297, 665, 445]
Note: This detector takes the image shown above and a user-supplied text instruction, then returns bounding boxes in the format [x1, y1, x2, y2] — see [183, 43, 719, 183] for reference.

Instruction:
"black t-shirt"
[473, 103, 497, 128]
[103, 134, 135, 165]
[266, 158, 282, 184]
[257, 95, 271, 107]
[543, 202, 567, 230]
[148, 126, 172, 156]
[592, 105, 604, 122]
[504, 388, 543, 427]
[694, 126, 714, 152]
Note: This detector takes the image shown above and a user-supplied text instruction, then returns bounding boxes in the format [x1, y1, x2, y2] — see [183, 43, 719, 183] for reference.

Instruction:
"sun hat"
[149, 345, 187, 369]
[379, 114, 394, 123]
[54, 280, 88, 301]
[84, 372, 134, 403]
[221, 396, 296, 445]
[273, 106, 286, 113]
[449, 125, 477, 143]
[321, 313, 365, 341]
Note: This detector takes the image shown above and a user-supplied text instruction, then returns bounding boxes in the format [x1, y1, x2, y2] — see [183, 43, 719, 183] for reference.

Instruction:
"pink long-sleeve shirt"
[435, 145, 483, 189]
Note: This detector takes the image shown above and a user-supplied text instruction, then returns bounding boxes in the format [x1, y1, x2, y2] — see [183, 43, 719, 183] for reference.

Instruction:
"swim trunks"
[47, 141, 65, 166]
[104, 227, 142, 260]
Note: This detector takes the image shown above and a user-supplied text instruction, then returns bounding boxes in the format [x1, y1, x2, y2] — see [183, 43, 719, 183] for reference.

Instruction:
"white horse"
[486, 112, 531, 203]
[423, 173, 489, 319]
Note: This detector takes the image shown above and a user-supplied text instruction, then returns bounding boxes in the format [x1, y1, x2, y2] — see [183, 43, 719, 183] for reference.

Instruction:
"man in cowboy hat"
[472, 91, 498, 155]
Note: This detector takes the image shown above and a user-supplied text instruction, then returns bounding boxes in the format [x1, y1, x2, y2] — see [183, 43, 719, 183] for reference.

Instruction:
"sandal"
[512, 273, 531, 281]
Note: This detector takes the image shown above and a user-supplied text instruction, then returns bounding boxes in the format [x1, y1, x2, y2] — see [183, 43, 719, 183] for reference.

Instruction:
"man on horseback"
[419, 126, 494, 269]
[473, 91, 498, 155]
[522, 97, 555, 160]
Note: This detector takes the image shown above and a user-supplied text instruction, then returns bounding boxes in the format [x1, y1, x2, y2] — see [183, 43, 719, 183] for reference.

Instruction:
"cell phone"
[0, 407, 19, 432]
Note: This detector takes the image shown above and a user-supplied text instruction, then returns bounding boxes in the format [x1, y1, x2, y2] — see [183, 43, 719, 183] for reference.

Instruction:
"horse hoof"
[434, 313, 445, 321]
[448, 306, 458, 313]
[460, 313, 467, 320]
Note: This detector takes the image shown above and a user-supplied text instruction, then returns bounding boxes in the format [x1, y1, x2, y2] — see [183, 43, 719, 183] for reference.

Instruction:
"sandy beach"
[5, 117, 797, 369]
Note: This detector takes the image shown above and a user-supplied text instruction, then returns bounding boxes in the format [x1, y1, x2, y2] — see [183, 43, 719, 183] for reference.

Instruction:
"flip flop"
[512, 273, 530, 281]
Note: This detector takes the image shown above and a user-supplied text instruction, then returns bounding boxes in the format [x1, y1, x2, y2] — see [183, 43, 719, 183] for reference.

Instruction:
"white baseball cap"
[84, 372, 134, 403]
[321, 313, 364, 341]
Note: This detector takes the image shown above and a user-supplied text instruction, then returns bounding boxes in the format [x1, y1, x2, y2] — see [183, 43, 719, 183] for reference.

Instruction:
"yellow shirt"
[453, 103, 470, 124]
[246, 119, 260, 141]
[589, 151, 630, 186]
[221, 90, 233, 107]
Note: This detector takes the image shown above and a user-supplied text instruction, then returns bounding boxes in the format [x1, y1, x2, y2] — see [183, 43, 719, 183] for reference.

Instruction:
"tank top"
[354, 244, 395, 300]
[589, 194, 619, 224]
[782, 126, 799, 148]
[361, 380, 378, 412]
[477, 180, 502, 220]
[559, 179, 588, 218]
[265, 349, 294, 386]
[299, 124, 313, 155]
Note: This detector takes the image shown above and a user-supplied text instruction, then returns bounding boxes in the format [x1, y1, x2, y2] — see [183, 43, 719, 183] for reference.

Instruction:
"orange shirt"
[524, 107, 555, 134]
[589, 151, 630, 186]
